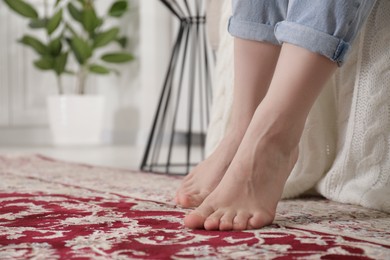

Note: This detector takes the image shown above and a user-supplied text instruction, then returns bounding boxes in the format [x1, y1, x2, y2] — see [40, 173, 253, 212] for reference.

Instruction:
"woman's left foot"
[174, 130, 244, 208]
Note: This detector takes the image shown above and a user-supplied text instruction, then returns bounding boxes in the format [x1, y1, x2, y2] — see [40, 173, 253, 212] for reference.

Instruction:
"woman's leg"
[184, 43, 337, 230]
[184, 0, 376, 230]
[175, 40, 281, 207]
[175, 0, 288, 208]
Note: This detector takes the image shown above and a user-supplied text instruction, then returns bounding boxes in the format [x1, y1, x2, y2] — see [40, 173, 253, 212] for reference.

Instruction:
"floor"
[2, 154, 389, 259]
[0, 146, 143, 170]
[0, 145, 203, 174]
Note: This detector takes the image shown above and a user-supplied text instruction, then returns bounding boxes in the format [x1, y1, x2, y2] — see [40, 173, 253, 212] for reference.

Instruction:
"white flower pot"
[47, 95, 105, 146]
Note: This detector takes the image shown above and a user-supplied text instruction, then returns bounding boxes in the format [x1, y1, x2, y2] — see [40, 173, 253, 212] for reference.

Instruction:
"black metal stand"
[140, 0, 214, 175]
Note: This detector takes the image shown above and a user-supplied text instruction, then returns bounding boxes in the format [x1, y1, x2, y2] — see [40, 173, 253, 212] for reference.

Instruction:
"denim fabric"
[228, 0, 376, 64]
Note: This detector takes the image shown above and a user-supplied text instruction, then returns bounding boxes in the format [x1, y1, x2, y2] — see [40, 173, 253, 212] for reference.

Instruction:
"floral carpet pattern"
[0, 155, 389, 259]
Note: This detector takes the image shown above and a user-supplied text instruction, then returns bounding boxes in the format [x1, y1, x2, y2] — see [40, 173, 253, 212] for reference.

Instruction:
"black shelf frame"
[140, 0, 214, 175]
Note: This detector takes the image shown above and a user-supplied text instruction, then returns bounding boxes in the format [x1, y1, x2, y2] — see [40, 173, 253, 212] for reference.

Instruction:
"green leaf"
[89, 64, 111, 74]
[34, 56, 54, 70]
[55, 0, 62, 7]
[69, 36, 92, 65]
[108, 1, 128, 17]
[82, 6, 100, 34]
[49, 37, 62, 56]
[54, 52, 68, 75]
[67, 3, 82, 23]
[116, 37, 128, 48]
[19, 35, 47, 55]
[93, 28, 119, 48]
[65, 23, 78, 37]
[4, 0, 38, 19]
[101, 52, 134, 63]
[47, 9, 63, 35]
[29, 18, 48, 29]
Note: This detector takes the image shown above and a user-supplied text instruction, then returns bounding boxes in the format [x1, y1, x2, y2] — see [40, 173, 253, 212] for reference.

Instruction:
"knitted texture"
[317, 0, 390, 212]
[204, 2, 234, 155]
[205, 0, 390, 213]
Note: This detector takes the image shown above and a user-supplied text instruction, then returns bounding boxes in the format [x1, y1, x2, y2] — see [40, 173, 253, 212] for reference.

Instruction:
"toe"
[248, 212, 274, 230]
[233, 212, 251, 231]
[177, 194, 193, 208]
[219, 211, 236, 231]
[174, 188, 185, 205]
[184, 205, 214, 229]
[204, 210, 224, 230]
[177, 192, 204, 208]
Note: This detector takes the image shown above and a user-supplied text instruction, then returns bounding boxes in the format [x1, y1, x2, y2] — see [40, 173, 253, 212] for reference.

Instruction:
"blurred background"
[0, 0, 174, 168]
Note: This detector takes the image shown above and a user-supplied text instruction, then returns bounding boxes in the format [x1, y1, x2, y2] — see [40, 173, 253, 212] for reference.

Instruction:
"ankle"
[250, 111, 303, 153]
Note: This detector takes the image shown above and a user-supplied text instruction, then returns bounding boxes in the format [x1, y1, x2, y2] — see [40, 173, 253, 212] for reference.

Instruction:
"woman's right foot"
[183, 106, 301, 231]
[174, 131, 244, 208]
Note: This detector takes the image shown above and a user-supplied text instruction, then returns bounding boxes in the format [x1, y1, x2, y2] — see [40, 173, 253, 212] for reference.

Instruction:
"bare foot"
[182, 42, 337, 230]
[174, 39, 282, 209]
[174, 132, 244, 208]
[184, 112, 300, 230]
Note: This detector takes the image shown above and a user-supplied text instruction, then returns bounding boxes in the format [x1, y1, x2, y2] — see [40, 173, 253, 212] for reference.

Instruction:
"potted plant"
[3, 0, 134, 145]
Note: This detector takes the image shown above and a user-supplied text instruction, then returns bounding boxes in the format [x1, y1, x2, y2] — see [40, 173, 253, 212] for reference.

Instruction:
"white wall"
[137, 0, 172, 146]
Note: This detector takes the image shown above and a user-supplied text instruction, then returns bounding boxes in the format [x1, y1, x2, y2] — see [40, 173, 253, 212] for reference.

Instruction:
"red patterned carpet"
[0, 155, 389, 259]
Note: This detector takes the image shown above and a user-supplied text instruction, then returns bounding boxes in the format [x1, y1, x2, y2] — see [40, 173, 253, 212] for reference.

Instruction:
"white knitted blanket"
[206, 0, 390, 213]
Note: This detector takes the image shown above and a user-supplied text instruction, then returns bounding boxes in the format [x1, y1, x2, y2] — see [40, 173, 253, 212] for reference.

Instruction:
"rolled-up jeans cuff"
[275, 21, 350, 65]
[228, 16, 281, 45]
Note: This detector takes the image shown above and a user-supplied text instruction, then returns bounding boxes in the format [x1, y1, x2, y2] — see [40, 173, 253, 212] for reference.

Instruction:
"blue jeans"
[228, 0, 376, 65]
